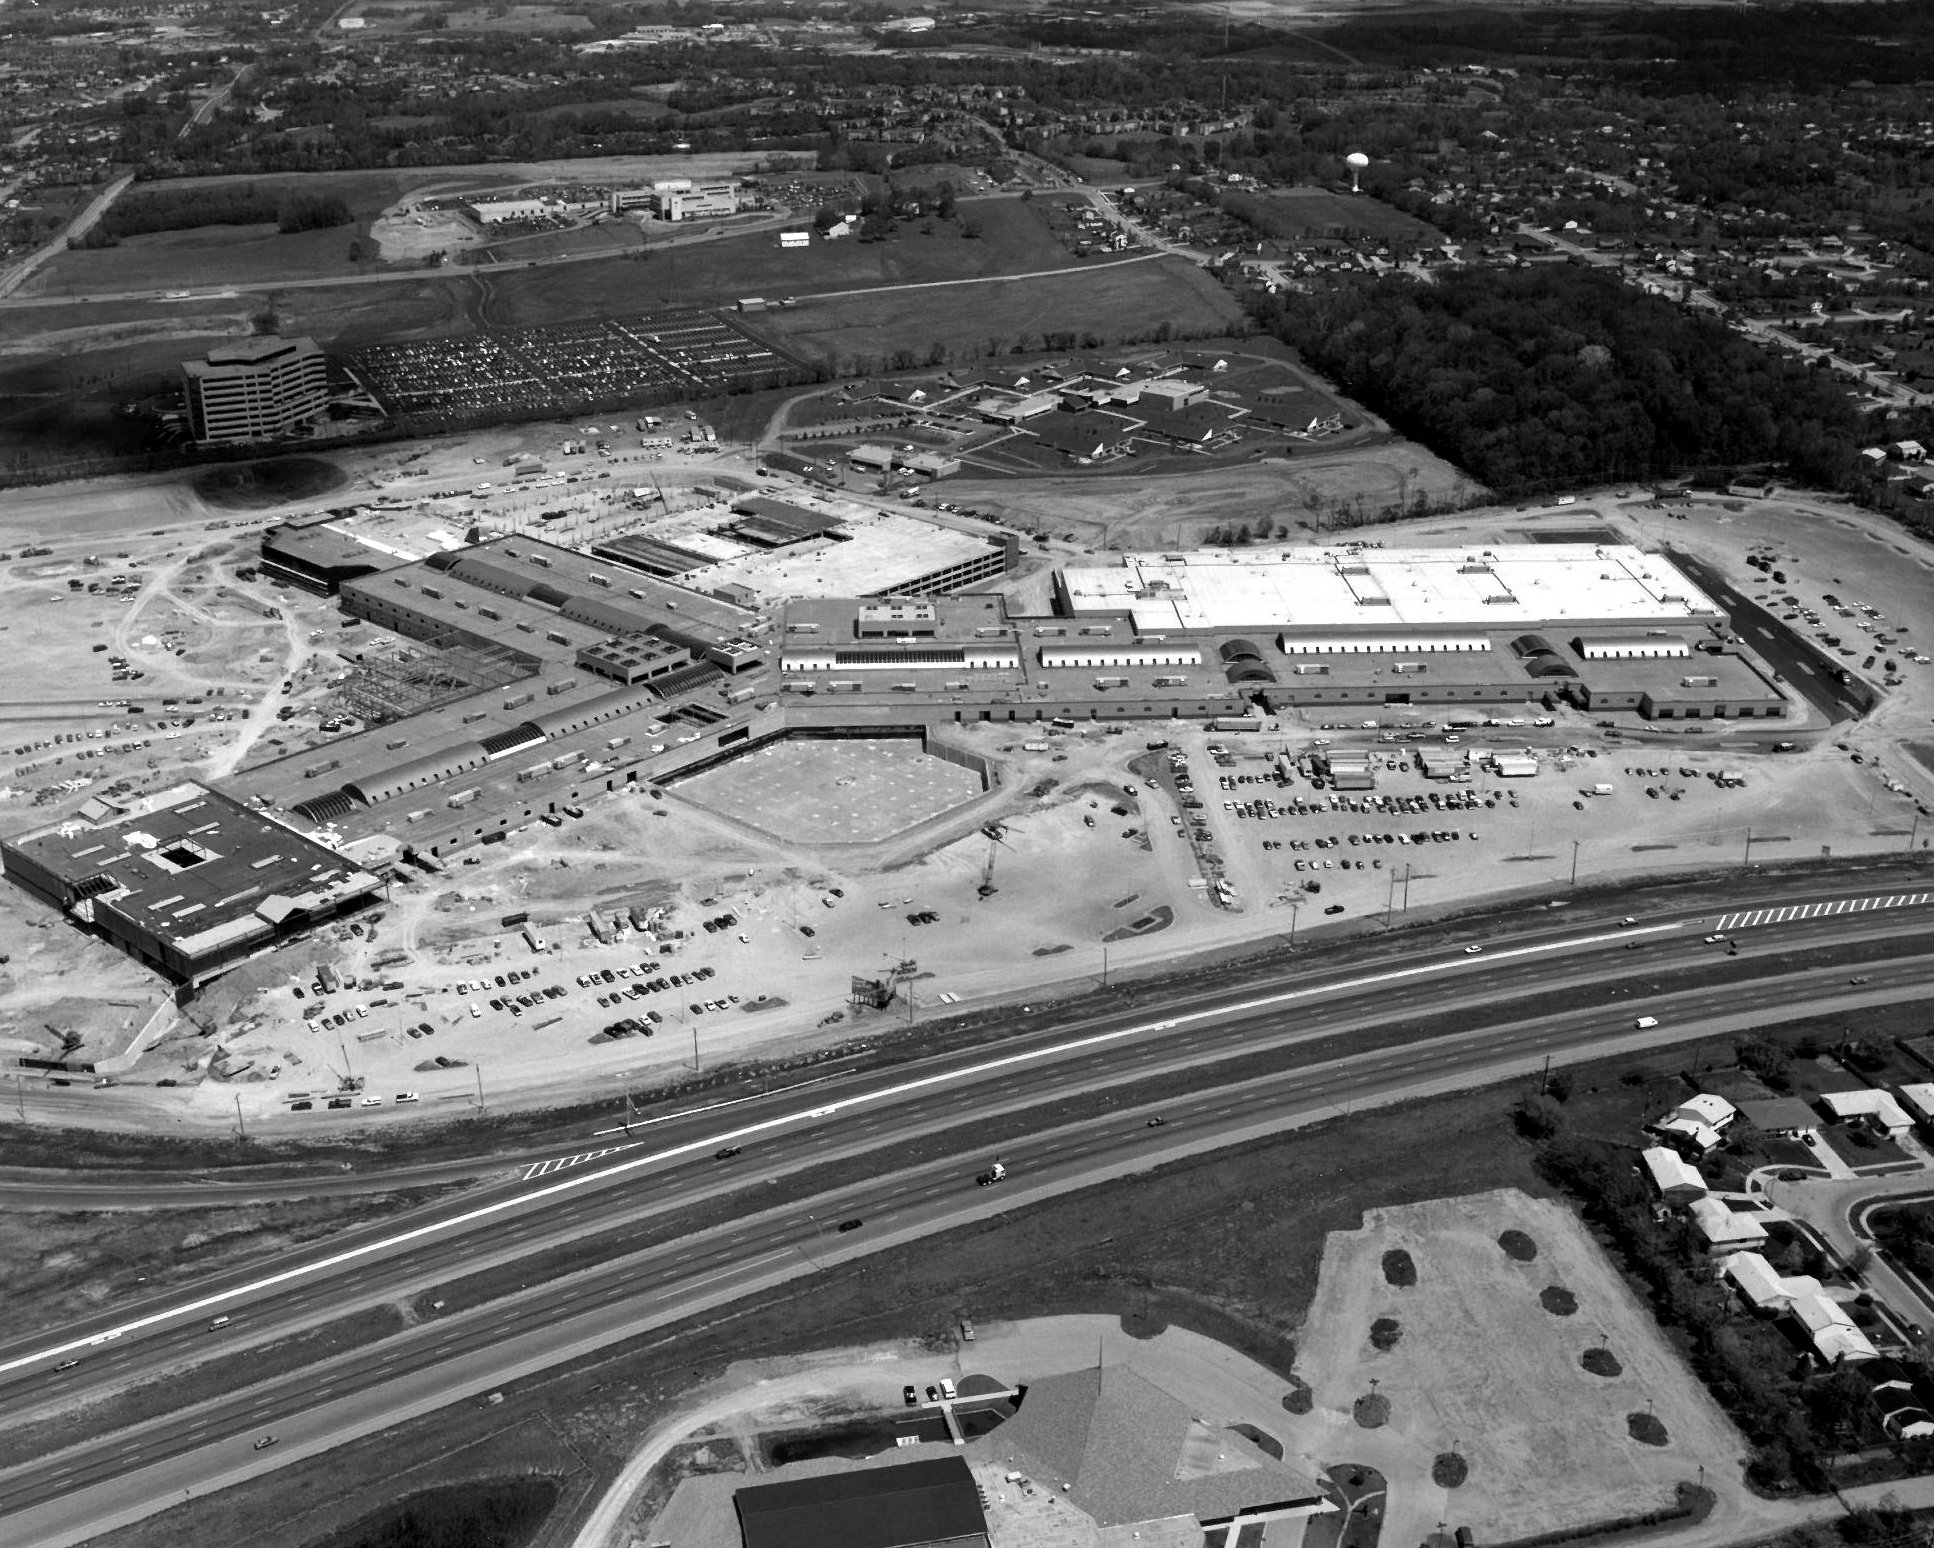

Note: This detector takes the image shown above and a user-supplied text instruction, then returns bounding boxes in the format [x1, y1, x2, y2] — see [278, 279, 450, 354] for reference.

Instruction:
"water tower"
[1345, 152, 1370, 194]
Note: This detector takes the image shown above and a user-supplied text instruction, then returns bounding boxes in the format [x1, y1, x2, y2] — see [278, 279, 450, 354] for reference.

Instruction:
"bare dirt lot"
[946, 446, 1485, 549]
[1292, 1189, 1742, 1544]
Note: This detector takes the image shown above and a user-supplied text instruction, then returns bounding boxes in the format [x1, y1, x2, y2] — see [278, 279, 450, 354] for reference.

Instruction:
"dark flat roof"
[736, 1455, 986, 1548]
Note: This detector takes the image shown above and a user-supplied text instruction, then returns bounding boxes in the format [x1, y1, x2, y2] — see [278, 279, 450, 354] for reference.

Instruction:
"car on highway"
[715, 1146, 742, 1160]
[253, 1435, 278, 1451]
[53, 1359, 78, 1372]
[1704, 934, 1727, 944]
[837, 1218, 862, 1232]
[1463, 945, 1483, 955]
[1146, 1115, 1166, 1127]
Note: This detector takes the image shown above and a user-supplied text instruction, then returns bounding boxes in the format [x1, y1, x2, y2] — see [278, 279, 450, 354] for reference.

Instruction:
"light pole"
[1743, 825, 1755, 866]
[1100, 939, 1110, 988]
[1288, 898, 1301, 947]
[1570, 838, 1580, 888]
[473, 1061, 485, 1115]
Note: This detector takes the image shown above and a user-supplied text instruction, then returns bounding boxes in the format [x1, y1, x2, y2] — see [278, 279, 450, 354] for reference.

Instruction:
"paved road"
[0, 173, 134, 301]
[2, 872, 1928, 1203]
[2, 906, 1932, 1542]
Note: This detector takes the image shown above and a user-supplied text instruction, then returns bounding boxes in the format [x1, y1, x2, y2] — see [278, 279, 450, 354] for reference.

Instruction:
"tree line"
[72, 184, 352, 247]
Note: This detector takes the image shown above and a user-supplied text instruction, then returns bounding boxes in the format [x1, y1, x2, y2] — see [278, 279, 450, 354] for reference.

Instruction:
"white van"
[1634, 1015, 1659, 1030]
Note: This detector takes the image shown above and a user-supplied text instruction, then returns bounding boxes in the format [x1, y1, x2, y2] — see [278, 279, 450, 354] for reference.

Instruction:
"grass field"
[755, 256, 1246, 372]
[1246, 188, 1444, 243]
[28, 222, 382, 294]
[476, 196, 1091, 327]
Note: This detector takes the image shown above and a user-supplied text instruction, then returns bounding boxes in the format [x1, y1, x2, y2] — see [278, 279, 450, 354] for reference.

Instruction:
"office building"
[182, 336, 328, 443]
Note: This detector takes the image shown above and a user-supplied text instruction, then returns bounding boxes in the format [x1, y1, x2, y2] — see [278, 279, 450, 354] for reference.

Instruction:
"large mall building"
[0, 492, 1790, 985]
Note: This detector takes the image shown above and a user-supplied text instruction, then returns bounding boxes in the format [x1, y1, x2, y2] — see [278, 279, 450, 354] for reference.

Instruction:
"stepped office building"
[182, 335, 328, 443]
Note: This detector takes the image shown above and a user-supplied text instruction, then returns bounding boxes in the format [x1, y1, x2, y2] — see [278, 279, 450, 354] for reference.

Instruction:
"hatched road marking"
[522, 1145, 638, 1182]
[1715, 892, 1932, 932]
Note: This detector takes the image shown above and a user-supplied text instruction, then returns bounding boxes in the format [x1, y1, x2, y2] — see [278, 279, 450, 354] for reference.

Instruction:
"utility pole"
[474, 1061, 485, 1115]
[234, 1092, 245, 1140]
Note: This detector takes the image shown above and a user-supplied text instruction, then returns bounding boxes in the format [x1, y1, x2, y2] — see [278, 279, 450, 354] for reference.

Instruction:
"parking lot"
[350, 309, 806, 424]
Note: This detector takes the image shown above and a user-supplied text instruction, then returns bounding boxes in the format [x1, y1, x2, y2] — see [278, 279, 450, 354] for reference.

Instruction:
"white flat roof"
[692, 509, 995, 600]
[1059, 544, 1722, 633]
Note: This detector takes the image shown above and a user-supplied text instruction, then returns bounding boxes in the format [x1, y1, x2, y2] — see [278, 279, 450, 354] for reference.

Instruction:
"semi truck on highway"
[975, 1161, 1007, 1187]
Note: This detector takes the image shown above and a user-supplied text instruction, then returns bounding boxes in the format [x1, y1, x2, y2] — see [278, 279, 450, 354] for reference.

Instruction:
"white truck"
[975, 1160, 1007, 1188]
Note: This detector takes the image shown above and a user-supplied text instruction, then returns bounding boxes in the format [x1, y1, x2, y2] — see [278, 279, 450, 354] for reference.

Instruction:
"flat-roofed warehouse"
[735, 1456, 988, 1548]
[1044, 544, 1782, 719]
[0, 783, 382, 987]
[1055, 545, 1723, 635]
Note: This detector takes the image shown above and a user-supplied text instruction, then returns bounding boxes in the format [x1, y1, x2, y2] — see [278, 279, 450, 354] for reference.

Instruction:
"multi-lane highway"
[0, 886, 1931, 1544]
[0, 890, 1926, 1540]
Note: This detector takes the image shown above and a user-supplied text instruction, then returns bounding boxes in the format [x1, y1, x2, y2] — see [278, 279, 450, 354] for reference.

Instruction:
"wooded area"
[1247, 266, 1872, 496]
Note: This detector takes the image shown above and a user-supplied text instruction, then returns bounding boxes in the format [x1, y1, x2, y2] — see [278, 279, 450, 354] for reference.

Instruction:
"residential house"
[1651, 1092, 1738, 1154]
[1688, 1195, 1769, 1252]
[1820, 1088, 1912, 1138]
[1640, 1146, 1707, 1203]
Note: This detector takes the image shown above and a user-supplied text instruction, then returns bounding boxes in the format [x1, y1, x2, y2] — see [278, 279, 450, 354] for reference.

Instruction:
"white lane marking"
[0, 920, 1671, 1376]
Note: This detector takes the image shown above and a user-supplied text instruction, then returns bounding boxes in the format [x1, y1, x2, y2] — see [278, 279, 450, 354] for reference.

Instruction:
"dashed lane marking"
[1715, 892, 1932, 932]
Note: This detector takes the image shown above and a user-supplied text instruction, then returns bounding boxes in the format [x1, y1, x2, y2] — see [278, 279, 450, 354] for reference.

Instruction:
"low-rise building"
[1640, 1146, 1707, 1203]
[0, 782, 382, 988]
[1821, 1088, 1913, 1137]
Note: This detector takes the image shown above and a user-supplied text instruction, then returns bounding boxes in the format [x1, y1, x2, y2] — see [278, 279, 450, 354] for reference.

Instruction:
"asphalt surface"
[1, 894, 1931, 1544]
[1667, 547, 1869, 726]
[4, 868, 1928, 1206]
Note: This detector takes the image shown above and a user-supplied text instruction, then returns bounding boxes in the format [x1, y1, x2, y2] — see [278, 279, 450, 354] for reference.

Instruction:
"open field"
[474, 195, 1096, 328]
[948, 443, 1482, 547]
[1298, 1190, 1740, 1540]
[1240, 187, 1446, 243]
[756, 255, 1245, 371]
[29, 223, 382, 295]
